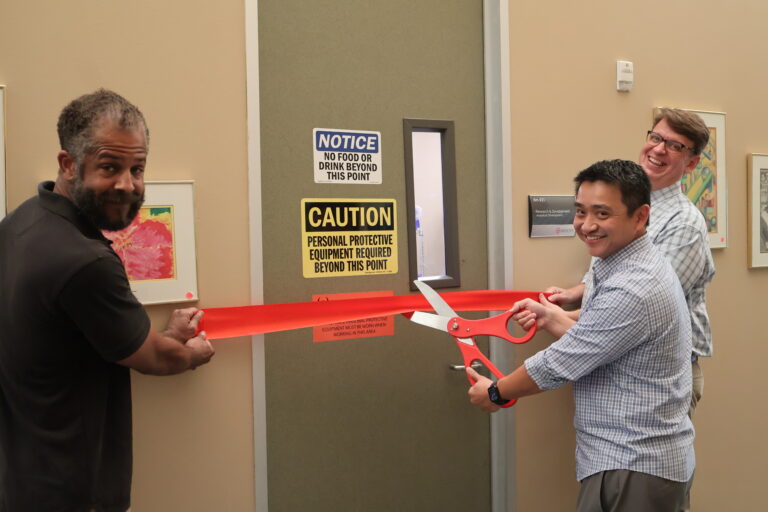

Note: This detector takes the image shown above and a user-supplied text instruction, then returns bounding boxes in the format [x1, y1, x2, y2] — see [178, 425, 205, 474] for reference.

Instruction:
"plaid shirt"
[647, 183, 715, 357]
[526, 235, 695, 482]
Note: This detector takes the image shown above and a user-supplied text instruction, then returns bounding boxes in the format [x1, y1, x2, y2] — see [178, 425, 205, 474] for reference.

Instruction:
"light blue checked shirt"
[526, 235, 695, 482]
[647, 183, 715, 357]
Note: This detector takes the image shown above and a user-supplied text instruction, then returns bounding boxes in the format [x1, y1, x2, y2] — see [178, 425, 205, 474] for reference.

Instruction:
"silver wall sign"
[528, 195, 576, 238]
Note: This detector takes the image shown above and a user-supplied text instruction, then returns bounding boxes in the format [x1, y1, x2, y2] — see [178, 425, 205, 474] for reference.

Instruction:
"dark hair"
[574, 159, 651, 218]
[653, 108, 709, 155]
[57, 89, 149, 164]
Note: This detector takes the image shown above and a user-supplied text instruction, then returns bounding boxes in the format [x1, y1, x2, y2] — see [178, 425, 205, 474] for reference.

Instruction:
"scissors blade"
[409, 311, 451, 332]
[410, 311, 475, 347]
[414, 280, 458, 317]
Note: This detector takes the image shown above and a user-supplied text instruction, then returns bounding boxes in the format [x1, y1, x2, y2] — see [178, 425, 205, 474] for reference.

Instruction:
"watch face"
[488, 383, 508, 405]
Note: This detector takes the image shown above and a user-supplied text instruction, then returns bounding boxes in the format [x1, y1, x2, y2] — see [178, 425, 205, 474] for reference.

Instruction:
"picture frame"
[0, 85, 6, 219]
[747, 153, 768, 268]
[102, 180, 199, 305]
[683, 109, 728, 248]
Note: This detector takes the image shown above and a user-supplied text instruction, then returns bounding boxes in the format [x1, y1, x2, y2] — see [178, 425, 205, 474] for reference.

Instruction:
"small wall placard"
[528, 195, 575, 238]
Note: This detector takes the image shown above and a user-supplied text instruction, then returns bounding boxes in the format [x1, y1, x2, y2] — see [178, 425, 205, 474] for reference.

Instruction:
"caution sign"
[312, 291, 395, 342]
[313, 128, 382, 184]
[302, 198, 398, 278]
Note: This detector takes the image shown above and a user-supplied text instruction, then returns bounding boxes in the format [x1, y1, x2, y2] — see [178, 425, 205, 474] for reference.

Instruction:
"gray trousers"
[577, 470, 688, 512]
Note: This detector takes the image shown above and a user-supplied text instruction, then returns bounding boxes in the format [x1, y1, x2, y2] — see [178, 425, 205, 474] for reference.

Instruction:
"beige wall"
[510, 1, 768, 511]
[2, 1, 766, 511]
[0, 1, 254, 510]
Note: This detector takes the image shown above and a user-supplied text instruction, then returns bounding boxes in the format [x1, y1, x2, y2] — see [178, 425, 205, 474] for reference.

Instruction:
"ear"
[57, 150, 77, 180]
[684, 154, 701, 174]
[634, 204, 651, 231]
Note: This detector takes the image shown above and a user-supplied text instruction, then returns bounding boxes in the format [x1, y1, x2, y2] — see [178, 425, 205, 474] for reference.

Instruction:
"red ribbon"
[199, 290, 545, 340]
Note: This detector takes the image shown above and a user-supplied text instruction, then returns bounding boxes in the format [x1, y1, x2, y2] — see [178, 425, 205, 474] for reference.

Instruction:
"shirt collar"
[651, 181, 683, 203]
[38, 181, 110, 242]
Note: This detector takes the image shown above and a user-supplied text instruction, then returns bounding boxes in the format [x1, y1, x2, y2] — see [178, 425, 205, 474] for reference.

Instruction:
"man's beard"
[71, 172, 145, 231]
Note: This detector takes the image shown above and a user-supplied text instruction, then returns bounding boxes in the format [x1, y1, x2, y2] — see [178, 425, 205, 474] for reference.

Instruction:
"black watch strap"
[488, 383, 510, 406]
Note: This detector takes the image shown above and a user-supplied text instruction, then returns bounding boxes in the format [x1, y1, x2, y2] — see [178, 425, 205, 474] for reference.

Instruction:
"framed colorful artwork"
[748, 154, 768, 268]
[682, 109, 728, 248]
[0, 85, 6, 219]
[102, 180, 199, 304]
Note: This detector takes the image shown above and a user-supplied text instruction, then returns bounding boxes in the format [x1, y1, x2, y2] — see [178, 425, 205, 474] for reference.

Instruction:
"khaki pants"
[683, 359, 704, 511]
[688, 359, 703, 418]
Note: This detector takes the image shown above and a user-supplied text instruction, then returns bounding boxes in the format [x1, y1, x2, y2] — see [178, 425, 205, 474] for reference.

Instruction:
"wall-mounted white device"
[616, 60, 633, 92]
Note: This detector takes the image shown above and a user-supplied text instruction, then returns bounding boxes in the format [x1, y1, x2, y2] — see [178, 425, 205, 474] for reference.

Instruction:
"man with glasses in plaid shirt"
[468, 160, 694, 511]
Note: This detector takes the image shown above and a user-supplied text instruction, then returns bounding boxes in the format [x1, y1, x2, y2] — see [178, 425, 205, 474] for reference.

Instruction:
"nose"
[114, 170, 136, 193]
[649, 139, 668, 155]
[578, 214, 599, 233]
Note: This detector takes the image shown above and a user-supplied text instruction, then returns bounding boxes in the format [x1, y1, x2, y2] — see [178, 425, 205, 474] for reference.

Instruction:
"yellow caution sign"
[301, 199, 398, 278]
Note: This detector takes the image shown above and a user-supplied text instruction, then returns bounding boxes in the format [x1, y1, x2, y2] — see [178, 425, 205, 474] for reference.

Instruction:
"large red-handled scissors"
[409, 280, 538, 408]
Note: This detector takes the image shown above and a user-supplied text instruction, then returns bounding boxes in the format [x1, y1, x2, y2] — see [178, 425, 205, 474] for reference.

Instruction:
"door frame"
[483, 2, 516, 511]
[244, 1, 268, 511]
[244, 1, 514, 510]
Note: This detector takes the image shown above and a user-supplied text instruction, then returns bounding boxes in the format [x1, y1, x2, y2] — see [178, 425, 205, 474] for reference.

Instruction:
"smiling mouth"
[584, 234, 605, 241]
[648, 156, 665, 167]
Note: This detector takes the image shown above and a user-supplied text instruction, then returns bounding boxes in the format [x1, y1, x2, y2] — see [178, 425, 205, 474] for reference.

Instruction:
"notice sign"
[313, 128, 382, 184]
[528, 195, 576, 237]
[302, 198, 398, 278]
[312, 290, 395, 342]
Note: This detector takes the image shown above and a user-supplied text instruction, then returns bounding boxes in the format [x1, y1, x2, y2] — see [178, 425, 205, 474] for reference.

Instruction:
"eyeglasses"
[646, 131, 694, 153]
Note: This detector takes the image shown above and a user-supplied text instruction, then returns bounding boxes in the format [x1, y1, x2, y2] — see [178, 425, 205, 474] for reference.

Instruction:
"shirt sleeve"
[652, 221, 707, 297]
[525, 283, 650, 390]
[58, 255, 151, 362]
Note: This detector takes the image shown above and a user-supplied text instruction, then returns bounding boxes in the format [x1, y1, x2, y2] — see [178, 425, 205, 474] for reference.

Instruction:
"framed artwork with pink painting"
[103, 181, 199, 305]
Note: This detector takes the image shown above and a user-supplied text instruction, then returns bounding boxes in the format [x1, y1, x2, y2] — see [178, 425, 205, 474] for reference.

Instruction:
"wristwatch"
[487, 383, 510, 406]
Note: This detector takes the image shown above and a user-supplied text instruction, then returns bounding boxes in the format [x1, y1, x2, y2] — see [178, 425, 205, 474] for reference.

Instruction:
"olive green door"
[258, 1, 494, 510]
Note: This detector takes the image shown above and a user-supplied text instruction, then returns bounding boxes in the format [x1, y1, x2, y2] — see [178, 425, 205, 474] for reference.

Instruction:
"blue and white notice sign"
[313, 128, 382, 184]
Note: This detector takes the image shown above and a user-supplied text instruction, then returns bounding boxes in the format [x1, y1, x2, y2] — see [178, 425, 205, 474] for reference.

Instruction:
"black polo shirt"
[0, 182, 150, 511]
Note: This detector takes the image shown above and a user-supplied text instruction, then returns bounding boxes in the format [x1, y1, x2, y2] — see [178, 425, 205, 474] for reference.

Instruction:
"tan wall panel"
[510, 1, 768, 511]
[0, 1, 254, 510]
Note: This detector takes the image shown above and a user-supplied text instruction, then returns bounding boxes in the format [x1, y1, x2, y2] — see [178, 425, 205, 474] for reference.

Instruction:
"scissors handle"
[450, 311, 537, 344]
[457, 339, 516, 408]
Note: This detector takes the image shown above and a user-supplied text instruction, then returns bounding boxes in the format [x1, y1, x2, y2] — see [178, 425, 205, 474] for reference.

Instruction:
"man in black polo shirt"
[0, 89, 215, 512]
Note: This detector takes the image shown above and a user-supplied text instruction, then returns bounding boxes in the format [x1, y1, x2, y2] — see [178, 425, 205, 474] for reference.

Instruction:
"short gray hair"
[57, 88, 149, 164]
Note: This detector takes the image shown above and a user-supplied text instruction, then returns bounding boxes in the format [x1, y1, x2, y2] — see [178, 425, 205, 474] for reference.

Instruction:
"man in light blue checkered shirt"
[545, 110, 714, 510]
[639, 109, 715, 413]
[468, 160, 694, 511]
